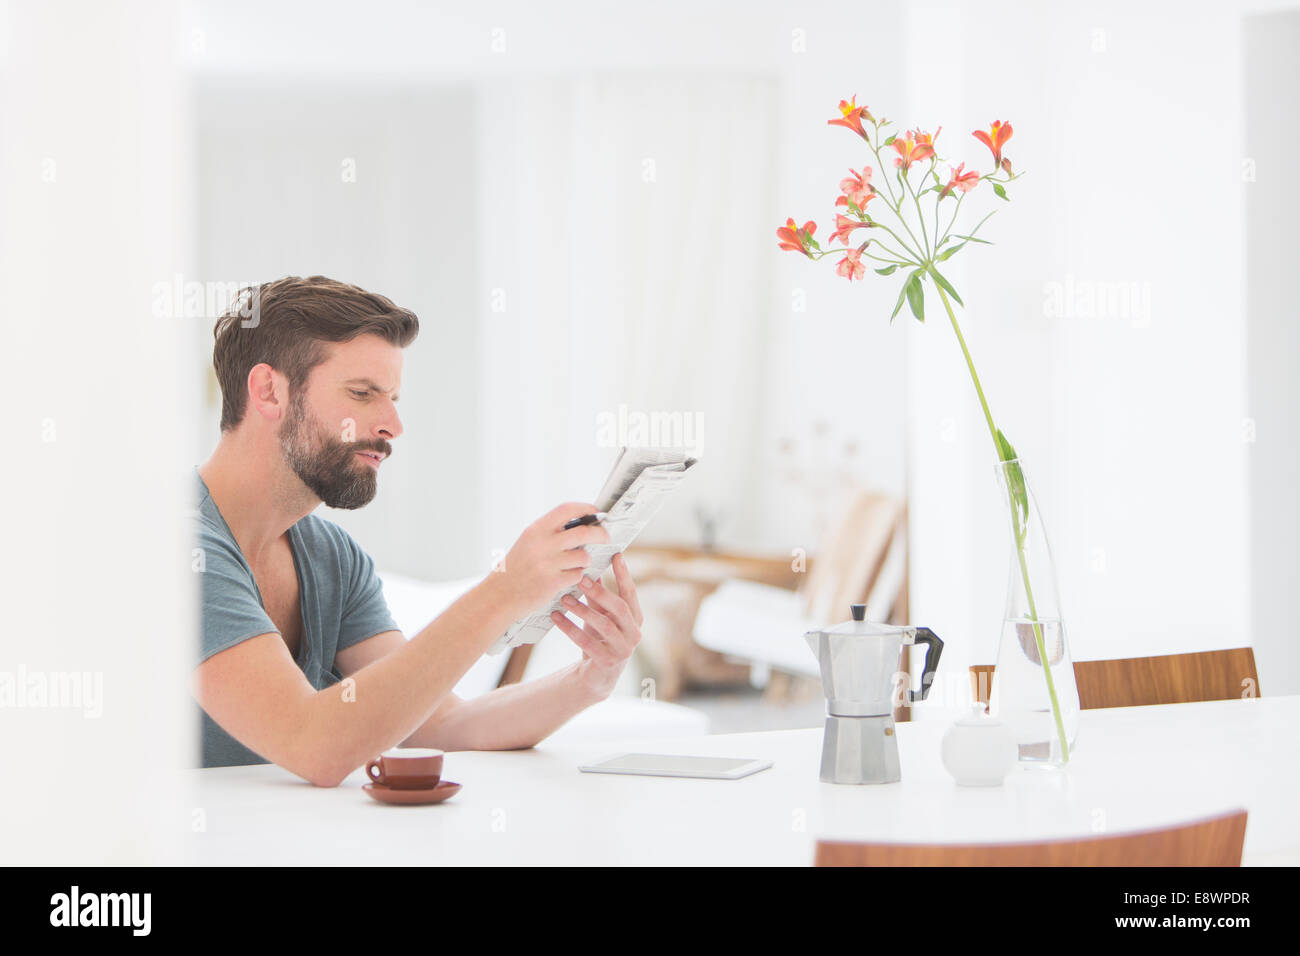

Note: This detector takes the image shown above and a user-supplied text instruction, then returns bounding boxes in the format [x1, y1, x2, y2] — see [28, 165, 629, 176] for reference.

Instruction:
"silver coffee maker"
[804, 604, 944, 784]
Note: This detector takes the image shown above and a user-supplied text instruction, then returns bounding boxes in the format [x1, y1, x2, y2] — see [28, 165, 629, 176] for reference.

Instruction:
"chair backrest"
[970, 648, 1260, 710]
[800, 491, 904, 626]
[497, 644, 534, 687]
[814, 808, 1247, 866]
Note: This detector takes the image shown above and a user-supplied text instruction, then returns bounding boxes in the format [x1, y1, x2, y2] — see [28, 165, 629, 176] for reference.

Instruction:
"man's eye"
[349, 390, 369, 399]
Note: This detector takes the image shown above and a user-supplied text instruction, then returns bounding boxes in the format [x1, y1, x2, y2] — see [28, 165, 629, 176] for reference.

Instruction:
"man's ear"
[245, 363, 289, 423]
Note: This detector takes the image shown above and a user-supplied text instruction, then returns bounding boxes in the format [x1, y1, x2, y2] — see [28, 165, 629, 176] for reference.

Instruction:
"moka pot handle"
[909, 628, 944, 703]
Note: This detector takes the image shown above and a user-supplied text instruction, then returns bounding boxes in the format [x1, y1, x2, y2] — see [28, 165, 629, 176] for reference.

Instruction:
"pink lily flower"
[839, 166, 875, 208]
[939, 162, 980, 199]
[836, 248, 866, 281]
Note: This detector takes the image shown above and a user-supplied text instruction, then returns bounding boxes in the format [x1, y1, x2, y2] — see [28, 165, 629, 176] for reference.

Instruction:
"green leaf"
[889, 278, 909, 323]
[936, 241, 966, 261]
[962, 210, 997, 239]
[904, 270, 925, 322]
[927, 265, 964, 307]
[883, 134, 896, 146]
[846, 199, 863, 217]
[951, 233, 993, 245]
[875, 264, 899, 276]
[992, 182, 1009, 201]
[996, 429, 1028, 534]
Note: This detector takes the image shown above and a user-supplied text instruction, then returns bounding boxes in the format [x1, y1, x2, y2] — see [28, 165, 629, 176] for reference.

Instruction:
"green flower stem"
[858, 249, 912, 267]
[866, 242, 914, 264]
[866, 130, 927, 259]
[903, 170, 931, 259]
[930, 277, 1071, 766]
[938, 190, 967, 248]
[811, 247, 912, 268]
[867, 222, 923, 263]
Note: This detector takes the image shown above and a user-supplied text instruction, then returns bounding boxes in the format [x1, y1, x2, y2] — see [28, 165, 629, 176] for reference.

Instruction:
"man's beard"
[279, 391, 389, 510]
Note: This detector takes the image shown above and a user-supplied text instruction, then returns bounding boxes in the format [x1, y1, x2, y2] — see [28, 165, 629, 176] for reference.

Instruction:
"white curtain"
[475, 73, 779, 556]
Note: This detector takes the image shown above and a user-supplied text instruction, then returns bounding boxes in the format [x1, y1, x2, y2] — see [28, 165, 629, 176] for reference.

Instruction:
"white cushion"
[377, 571, 507, 698]
[693, 579, 822, 678]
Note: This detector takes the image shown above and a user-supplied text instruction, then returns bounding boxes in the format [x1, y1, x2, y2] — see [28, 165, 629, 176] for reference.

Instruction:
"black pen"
[563, 511, 608, 530]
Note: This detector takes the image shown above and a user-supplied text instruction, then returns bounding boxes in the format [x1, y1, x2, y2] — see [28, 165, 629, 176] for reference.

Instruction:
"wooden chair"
[799, 492, 907, 629]
[814, 808, 1247, 866]
[969, 648, 1260, 710]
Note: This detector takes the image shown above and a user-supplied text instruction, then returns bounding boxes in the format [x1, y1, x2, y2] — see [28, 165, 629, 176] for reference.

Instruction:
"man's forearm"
[301, 574, 521, 785]
[409, 662, 604, 751]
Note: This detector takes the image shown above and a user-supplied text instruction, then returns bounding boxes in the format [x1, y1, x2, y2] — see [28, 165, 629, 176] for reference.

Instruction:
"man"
[192, 275, 643, 786]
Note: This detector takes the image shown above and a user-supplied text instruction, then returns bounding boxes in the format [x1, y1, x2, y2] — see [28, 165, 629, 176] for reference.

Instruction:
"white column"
[0, 0, 197, 863]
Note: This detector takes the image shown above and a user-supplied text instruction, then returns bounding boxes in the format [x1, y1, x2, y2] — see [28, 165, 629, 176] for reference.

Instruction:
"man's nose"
[376, 405, 403, 442]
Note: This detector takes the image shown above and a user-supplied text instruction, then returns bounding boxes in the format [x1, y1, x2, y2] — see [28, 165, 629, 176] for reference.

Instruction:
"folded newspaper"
[487, 447, 699, 655]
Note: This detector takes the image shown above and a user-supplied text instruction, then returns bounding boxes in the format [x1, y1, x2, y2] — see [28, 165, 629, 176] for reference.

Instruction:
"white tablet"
[578, 753, 773, 780]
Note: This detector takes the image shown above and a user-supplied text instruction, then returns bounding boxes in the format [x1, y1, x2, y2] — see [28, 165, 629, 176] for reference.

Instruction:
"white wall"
[1244, 8, 1300, 695]
[474, 74, 781, 559]
[758, 3, 911, 555]
[0, 0, 195, 863]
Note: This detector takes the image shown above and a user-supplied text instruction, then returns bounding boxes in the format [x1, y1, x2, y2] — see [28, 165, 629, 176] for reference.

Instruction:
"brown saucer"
[363, 780, 461, 805]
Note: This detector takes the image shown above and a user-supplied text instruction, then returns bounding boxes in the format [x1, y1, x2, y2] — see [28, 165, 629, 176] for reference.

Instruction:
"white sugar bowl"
[941, 703, 1018, 786]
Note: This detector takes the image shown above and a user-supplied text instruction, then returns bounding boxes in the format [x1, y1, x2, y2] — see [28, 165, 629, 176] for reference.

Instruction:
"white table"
[186, 696, 1299, 866]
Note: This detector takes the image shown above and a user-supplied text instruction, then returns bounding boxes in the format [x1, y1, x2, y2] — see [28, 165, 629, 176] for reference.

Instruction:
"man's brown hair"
[212, 275, 419, 432]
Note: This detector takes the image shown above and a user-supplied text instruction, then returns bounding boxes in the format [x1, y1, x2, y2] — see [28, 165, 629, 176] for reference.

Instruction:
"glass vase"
[987, 458, 1080, 768]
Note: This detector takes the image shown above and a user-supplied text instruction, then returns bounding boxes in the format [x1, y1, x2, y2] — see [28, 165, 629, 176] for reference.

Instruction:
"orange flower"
[891, 127, 939, 172]
[939, 162, 980, 199]
[835, 248, 866, 282]
[828, 95, 873, 140]
[973, 120, 1013, 172]
[777, 217, 818, 256]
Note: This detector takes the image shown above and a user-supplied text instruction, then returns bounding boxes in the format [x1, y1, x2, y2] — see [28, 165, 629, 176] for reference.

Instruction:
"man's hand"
[549, 552, 644, 701]
[489, 502, 612, 619]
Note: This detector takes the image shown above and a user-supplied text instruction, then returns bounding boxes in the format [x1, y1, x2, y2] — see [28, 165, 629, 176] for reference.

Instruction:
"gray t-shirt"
[192, 469, 399, 767]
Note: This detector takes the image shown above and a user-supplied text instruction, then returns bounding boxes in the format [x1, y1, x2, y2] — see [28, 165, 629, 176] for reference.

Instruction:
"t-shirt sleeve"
[196, 525, 278, 662]
[335, 527, 400, 651]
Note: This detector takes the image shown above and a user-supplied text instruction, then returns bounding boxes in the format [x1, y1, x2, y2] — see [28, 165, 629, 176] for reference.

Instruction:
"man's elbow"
[307, 764, 347, 788]
[288, 747, 354, 788]
[306, 745, 378, 788]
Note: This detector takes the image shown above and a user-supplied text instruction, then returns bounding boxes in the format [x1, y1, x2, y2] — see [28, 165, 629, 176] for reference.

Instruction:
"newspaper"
[487, 447, 699, 655]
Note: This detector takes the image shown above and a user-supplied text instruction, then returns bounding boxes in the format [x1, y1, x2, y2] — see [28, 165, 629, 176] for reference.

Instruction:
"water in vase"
[989, 617, 1080, 766]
